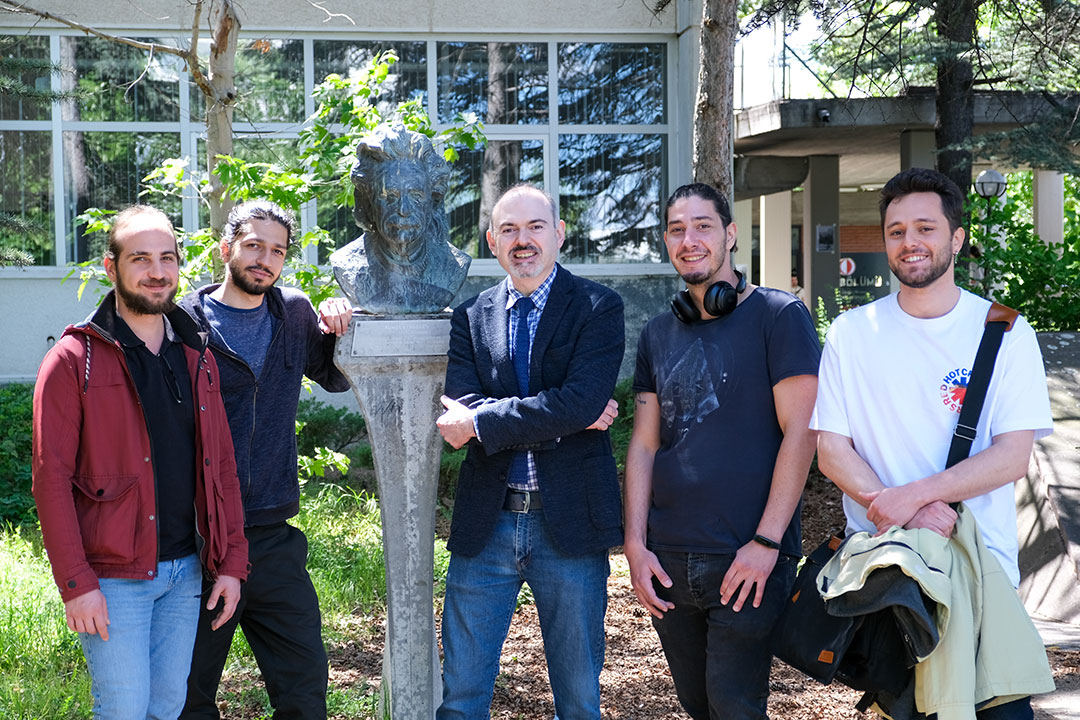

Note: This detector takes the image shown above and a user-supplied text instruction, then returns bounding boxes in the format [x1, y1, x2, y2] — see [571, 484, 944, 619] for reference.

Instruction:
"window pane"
[0, 131, 53, 264]
[445, 140, 544, 258]
[559, 133, 666, 263]
[197, 136, 302, 228]
[192, 38, 304, 123]
[317, 140, 544, 263]
[64, 132, 180, 262]
[438, 42, 548, 125]
[62, 37, 180, 122]
[313, 40, 426, 108]
[0, 35, 52, 121]
[558, 43, 666, 125]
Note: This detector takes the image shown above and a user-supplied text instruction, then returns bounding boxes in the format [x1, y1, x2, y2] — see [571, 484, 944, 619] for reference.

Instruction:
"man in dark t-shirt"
[624, 183, 821, 720]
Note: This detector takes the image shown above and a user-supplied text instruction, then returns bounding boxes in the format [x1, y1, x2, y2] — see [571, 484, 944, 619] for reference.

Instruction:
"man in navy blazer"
[436, 183, 625, 719]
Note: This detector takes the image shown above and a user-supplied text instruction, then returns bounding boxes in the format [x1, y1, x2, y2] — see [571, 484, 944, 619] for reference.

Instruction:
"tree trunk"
[934, 0, 977, 200]
[478, 43, 511, 258]
[205, 0, 239, 244]
[59, 37, 91, 261]
[693, 0, 738, 200]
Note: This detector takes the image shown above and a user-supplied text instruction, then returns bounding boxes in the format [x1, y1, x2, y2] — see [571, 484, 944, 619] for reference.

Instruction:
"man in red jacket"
[32, 205, 249, 719]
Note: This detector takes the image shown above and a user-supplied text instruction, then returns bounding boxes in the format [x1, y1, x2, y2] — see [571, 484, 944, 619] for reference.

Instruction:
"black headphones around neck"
[670, 269, 747, 323]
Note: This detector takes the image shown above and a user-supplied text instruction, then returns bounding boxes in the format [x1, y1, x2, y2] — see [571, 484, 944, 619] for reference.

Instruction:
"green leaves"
[962, 178, 1080, 331]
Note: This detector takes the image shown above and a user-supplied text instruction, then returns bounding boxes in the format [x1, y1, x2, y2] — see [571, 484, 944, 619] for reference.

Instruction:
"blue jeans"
[651, 550, 797, 720]
[79, 554, 202, 720]
[437, 509, 610, 720]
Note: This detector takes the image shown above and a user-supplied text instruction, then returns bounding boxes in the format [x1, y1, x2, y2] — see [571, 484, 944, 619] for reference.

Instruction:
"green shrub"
[296, 398, 367, 456]
[963, 183, 1080, 331]
[0, 383, 35, 526]
[610, 377, 635, 473]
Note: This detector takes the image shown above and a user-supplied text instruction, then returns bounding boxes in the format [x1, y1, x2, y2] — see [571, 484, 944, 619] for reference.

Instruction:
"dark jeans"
[936, 697, 1033, 720]
[651, 550, 797, 720]
[181, 522, 328, 720]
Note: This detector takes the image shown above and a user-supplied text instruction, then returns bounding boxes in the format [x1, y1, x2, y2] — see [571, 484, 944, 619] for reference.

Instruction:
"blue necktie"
[509, 296, 534, 488]
[513, 297, 534, 395]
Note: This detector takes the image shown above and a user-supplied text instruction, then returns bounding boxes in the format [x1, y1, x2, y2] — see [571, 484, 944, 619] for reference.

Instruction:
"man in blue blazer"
[436, 183, 625, 719]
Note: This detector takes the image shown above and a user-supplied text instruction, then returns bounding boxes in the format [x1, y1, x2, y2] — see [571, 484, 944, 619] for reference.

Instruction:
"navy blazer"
[444, 265, 626, 557]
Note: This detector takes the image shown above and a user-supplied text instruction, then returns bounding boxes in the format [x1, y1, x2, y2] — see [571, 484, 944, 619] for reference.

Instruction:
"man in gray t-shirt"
[625, 183, 820, 720]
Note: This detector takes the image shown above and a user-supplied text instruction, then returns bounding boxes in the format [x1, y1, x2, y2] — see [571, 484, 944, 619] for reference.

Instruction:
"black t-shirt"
[114, 316, 198, 561]
[633, 287, 821, 556]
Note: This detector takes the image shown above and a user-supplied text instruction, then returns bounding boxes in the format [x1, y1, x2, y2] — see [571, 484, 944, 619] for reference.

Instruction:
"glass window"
[62, 37, 181, 123]
[0, 35, 53, 121]
[313, 40, 426, 108]
[0, 131, 53, 264]
[193, 38, 304, 124]
[197, 135, 302, 228]
[437, 42, 548, 125]
[64, 132, 180, 262]
[558, 43, 666, 125]
[445, 139, 544, 258]
[559, 133, 666, 263]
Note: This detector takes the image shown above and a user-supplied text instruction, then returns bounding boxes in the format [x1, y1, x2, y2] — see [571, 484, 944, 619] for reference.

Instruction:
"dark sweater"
[180, 285, 349, 526]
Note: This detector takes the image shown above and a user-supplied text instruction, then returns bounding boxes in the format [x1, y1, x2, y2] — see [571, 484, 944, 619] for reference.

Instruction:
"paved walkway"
[1033, 617, 1080, 720]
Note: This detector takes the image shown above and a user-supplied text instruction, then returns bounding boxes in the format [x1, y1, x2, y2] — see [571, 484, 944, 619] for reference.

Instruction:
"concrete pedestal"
[334, 313, 450, 719]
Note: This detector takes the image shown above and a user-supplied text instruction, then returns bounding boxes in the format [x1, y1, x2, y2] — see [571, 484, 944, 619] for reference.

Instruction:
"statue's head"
[351, 123, 451, 267]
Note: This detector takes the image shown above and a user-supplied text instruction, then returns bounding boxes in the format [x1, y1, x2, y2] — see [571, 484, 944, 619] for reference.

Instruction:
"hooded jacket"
[32, 292, 249, 603]
[179, 285, 349, 526]
[819, 506, 1054, 720]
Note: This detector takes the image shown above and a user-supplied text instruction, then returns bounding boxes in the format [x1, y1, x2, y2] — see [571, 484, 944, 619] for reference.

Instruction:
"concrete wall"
[1019, 333, 1080, 624]
[3, 0, 677, 33]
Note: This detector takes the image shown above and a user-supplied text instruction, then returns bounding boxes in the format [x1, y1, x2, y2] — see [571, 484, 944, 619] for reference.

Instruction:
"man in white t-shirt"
[811, 167, 1052, 720]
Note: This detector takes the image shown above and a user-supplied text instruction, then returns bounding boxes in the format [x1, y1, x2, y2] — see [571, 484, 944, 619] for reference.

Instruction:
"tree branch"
[308, 0, 355, 24]
[0, 0, 189, 60]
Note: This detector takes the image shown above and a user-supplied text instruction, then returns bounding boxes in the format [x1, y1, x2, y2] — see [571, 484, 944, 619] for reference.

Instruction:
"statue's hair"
[351, 123, 451, 247]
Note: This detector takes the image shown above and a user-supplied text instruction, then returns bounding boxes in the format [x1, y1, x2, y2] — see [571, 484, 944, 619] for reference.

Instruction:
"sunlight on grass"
[0, 485, 448, 720]
[0, 528, 92, 719]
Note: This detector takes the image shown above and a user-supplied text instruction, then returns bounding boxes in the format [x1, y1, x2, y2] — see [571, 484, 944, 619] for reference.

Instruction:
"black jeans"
[651, 550, 797, 720]
[181, 522, 328, 720]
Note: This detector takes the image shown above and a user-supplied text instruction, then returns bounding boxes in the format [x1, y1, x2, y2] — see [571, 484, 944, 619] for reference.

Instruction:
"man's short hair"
[222, 200, 297, 249]
[879, 168, 965, 234]
[106, 205, 177, 260]
[664, 183, 737, 252]
[491, 183, 559, 226]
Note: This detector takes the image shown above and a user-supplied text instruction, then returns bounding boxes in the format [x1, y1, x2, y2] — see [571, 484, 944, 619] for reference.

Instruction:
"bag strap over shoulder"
[944, 302, 1018, 470]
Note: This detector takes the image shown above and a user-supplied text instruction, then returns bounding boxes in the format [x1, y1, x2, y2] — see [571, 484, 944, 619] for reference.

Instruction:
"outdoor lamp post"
[974, 169, 1007, 234]
[975, 169, 1007, 201]
[971, 169, 1007, 291]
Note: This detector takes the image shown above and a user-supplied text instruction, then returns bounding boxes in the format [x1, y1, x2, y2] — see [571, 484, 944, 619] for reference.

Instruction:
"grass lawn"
[0, 483, 447, 720]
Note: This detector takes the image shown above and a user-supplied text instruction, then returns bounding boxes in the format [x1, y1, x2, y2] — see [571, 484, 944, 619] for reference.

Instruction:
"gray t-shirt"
[202, 294, 276, 378]
[633, 287, 821, 556]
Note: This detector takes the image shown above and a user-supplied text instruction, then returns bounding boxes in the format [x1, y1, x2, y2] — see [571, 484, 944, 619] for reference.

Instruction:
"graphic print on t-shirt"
[658, 337, 723, 442]
[939, 366, 971, 413]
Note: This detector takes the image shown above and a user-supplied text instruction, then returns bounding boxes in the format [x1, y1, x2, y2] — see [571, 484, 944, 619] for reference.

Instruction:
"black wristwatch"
[752, 534, 780, 550]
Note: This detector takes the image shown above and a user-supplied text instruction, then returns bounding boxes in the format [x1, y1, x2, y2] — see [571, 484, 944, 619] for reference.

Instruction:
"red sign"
[839, 257, 855, 276]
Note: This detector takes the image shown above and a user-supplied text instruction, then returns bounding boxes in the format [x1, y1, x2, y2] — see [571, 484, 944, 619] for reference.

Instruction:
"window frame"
[0, 28, 681, 275]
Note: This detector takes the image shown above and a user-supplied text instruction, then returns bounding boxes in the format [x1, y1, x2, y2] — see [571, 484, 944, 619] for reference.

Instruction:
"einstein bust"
[330, 122, 471, 315]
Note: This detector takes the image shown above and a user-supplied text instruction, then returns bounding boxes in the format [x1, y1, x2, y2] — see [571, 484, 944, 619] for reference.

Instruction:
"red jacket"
[32, 295, 249, 603]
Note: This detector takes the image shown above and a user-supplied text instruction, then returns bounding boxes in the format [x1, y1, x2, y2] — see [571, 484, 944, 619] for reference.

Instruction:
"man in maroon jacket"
[32, 205, 249, 719]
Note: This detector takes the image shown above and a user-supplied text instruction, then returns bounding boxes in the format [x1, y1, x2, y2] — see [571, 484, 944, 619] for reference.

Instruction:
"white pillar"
[732, 199, 753, 276]
[760, 191, 792, 292]
[1033, 170, 1065, 245]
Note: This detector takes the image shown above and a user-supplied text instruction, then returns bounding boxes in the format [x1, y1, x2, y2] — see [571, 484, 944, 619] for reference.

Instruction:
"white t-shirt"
[811, 290, 1053, 585]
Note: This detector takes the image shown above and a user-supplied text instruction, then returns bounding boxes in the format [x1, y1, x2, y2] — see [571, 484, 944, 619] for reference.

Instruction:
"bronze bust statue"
[330, 122, 471, 314]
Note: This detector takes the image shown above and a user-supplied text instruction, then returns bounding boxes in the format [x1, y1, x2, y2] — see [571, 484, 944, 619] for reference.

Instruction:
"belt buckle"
[520, 491, 531, 513]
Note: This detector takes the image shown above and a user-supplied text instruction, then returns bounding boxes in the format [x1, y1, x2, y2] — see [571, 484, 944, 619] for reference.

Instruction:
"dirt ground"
[320, 474, 1080, 719]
